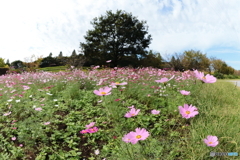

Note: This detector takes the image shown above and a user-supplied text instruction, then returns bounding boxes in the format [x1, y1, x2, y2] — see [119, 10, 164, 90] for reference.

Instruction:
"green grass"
[182, 80, 240, 159]
[37, 66, 68, 72]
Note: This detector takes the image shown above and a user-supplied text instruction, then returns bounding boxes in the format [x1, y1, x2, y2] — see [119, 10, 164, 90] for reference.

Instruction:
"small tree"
[66, 50, 86, 68]
[58, 51, 63, 58]
[6, 59, 10, 66]
[0, 58, 6, 67]
[11, 60, 25, 69]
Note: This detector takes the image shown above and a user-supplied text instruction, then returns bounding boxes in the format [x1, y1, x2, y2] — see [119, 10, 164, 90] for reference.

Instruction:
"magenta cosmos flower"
[194, 70, 217, 83]
[87, 127, 99, 133]
[125, 107, 140, 118]
[204, 135, 219, 147]
[80, 129, 89, 134]
[122, 128, 150, 144]
[151, 109, 160, 115]
[106, 60, 111, 63]
[178, 104, 198, 119]
[180, 90, 190, 95]
[93, 86, 112, 96]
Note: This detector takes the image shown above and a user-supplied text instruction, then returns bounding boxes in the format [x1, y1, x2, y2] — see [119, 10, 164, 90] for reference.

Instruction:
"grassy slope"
[185, 80, 240, 159]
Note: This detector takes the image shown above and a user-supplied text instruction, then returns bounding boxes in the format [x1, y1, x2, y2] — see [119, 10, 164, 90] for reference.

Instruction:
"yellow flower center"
[202, 76, 206, 79]
[101, 92, 106, 95]
[208, 142, 213, 144]
[131, 114, 135, 116]
[115, 82, 120, 84]
[185, 111, 190, 114]
[136, 135, 141, 139]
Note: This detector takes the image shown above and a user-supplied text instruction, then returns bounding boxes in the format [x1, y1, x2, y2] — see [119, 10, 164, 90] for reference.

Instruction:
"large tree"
[80, 10, 152, 67]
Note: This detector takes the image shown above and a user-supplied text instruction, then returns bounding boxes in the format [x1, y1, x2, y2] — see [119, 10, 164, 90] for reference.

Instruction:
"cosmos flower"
[204, 135, 219, 147]
[178, 104, 198, 119]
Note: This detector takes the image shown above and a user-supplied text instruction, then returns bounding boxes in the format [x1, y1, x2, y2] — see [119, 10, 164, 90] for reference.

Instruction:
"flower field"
[0, 67, 239, 160]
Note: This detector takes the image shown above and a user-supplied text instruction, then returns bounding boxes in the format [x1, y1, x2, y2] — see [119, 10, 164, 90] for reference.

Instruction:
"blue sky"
[0, 0, 240, 70]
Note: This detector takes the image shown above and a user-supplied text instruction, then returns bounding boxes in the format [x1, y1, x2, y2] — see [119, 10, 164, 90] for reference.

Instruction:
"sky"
[0, 0, 240, 69]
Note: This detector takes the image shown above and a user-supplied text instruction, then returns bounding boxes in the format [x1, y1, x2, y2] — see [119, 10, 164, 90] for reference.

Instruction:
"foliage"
[181, 50, 210, 71]
[80, 10, 152, 67]
[0, 58, 7, 67]
[39, 55, 61, 68]
[11, 60, 25, 69]
[6, 59, 10, 67]
[219, 62, 235, 75]
[139, 50, 164, 68]
[213, 72, 224, 79]
[168, 54, 184, 71]
[65, 50, 86, 68]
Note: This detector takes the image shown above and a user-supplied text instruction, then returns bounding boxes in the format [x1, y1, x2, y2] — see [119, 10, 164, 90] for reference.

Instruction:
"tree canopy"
[80, 10, 152, 67]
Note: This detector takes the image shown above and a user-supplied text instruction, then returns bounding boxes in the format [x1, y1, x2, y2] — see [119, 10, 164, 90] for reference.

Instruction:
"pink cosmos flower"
[93, 65, 100, 69]
[115, 99, 121, 101]
[123, 128, 150, 144]
[3, 112, 11, 116]
[151, 109, 160, 115]
[180, 90, 191, 95]
[94, 149, 100, 155]
[87, 127, 99, 133]
[204, 135, 219, 147]
[202, 74, 217, 83]
[23, 85, 30, 90]
[12, 137, 16, 141]
[125, 107, 140, 118]
[122, 132, 132, 143]
[155, 77, 169, 83]
[178, 104, 199, 119]
[93, 86, 112, 96]
[85, 122, 95, 129]
[127, 105, 135, 109]
[155, 75, 175, 83]
[44, 122, 50, 125]
[80, 129, 89, 134]
[111, 82, 128, 86]
[194, 70, 217, 83]
[35, 107, 42, 111]
[19, 144, 23, 147]
[106, 60, 111, 63]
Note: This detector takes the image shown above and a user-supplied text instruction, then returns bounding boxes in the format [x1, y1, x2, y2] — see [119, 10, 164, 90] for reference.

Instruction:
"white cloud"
[0, 0, 239, 69]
